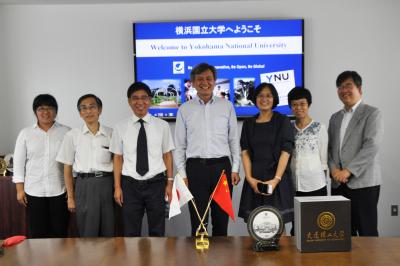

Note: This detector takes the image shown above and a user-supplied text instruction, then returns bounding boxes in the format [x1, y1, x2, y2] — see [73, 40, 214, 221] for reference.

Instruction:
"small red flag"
[212, 173, 235, 221]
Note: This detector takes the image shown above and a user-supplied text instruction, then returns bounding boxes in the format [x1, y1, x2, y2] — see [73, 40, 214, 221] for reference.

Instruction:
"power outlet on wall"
[391, 205, 398, 216]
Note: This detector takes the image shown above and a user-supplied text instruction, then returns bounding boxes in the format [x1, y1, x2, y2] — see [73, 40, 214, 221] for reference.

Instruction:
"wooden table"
[1, 236, 399, 266]
[0, 176, 123, 238]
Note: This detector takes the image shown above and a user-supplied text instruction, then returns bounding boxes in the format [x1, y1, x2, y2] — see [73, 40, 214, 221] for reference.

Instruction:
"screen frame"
[133, 18, 305, 121]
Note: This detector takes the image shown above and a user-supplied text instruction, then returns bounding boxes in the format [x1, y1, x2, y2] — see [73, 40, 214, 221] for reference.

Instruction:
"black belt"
[77, 171, 113, 178]
[187, 156, 229, 165]
[122, 173, 165, 184]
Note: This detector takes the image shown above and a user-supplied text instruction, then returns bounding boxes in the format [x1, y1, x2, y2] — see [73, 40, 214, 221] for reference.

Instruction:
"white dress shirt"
[340, 99, 362, 150]
[13, 122, 71, 197]
[109, 113, 174, 180]
[56, 123, 113, 173]
[290, 121, 328, 192]
[174, 96, 241, 178]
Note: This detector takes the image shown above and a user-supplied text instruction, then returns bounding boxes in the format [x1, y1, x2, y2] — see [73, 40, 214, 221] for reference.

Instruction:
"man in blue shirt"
[174, 63, 241, 236]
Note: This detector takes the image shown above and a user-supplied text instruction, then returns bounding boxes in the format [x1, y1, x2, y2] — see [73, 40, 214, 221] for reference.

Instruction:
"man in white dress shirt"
[110, 82, 174, 237]
[57, 94, 114, 237]
[174, 63, 241, 236]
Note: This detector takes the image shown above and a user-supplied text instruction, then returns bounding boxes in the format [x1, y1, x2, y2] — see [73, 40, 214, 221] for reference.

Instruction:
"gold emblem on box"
[317, 211, 336, 230]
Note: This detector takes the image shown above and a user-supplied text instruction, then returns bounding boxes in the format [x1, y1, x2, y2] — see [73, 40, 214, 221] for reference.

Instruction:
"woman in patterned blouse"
[287, 87, 328, 235]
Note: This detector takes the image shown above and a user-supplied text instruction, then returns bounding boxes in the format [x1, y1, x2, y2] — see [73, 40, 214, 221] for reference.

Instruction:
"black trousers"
[121, 174, 166, 237]
[26, 193, 69, 238]
[332, 184, 380, 236]
[291, 186, 328, 236]
[186, 157, 232, 236]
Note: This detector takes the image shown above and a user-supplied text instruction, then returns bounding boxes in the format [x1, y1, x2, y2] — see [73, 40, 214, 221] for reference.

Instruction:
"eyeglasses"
[256, 94, 273, 99]
[79, 104, 98, 112]
[130, 96, 150, 102]
[338, 82, 357, 91]
[36, 106, 55, 113]
[194, 77, 215, 83]
[291, 102, 308, 109]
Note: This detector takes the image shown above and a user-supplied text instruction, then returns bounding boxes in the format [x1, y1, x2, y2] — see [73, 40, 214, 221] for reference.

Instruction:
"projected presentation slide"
[133, 19, 304, 119]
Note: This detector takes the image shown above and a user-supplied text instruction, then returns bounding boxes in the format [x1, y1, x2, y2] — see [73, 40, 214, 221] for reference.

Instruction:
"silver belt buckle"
[94, 171, 103, 177]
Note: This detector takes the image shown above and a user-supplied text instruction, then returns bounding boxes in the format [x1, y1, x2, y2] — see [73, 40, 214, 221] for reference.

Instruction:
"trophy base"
[252, 239, 280, 252]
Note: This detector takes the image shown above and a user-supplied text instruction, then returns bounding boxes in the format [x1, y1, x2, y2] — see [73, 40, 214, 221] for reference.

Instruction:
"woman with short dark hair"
[13, 94, 70, 238]
[287, 87, 328, 235]
[238, 83, 295, 225]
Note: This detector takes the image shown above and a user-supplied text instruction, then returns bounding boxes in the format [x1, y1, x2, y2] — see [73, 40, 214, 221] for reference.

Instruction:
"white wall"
[0, 6, 7, 140]
[0, 0, 399, 236]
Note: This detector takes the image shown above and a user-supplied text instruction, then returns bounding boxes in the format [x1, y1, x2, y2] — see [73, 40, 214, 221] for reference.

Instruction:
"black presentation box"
[294, 196, 351, 252]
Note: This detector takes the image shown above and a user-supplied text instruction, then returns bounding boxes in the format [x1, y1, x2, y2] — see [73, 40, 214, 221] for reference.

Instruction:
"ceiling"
[0, 0, 245, 4]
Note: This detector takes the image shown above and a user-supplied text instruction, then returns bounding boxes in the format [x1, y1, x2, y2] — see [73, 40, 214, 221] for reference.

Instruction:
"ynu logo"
[173, 61, 185, 74]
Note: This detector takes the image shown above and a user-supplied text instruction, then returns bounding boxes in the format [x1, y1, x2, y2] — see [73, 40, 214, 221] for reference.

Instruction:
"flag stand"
[190, 198, 209, 250]
[193, 170, 226, 250]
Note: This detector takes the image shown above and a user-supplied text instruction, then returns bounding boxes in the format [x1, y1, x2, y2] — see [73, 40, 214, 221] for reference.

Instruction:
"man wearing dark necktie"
[136, 119, 148, 176]
[110, 82, 174, 236]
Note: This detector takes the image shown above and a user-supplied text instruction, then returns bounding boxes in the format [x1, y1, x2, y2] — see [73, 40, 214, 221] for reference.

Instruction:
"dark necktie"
[136, 119, 149, 176]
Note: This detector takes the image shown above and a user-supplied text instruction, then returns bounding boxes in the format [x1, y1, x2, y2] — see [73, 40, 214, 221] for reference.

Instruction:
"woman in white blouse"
[13, 94, 70, 238]
[288, 87, 328, 235]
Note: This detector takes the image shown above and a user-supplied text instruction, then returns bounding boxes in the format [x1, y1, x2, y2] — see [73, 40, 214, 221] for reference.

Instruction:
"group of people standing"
[12, 63, 383, 239]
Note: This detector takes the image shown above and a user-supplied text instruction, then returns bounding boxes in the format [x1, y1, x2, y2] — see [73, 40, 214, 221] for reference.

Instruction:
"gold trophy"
[0, 158, 7, 176]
